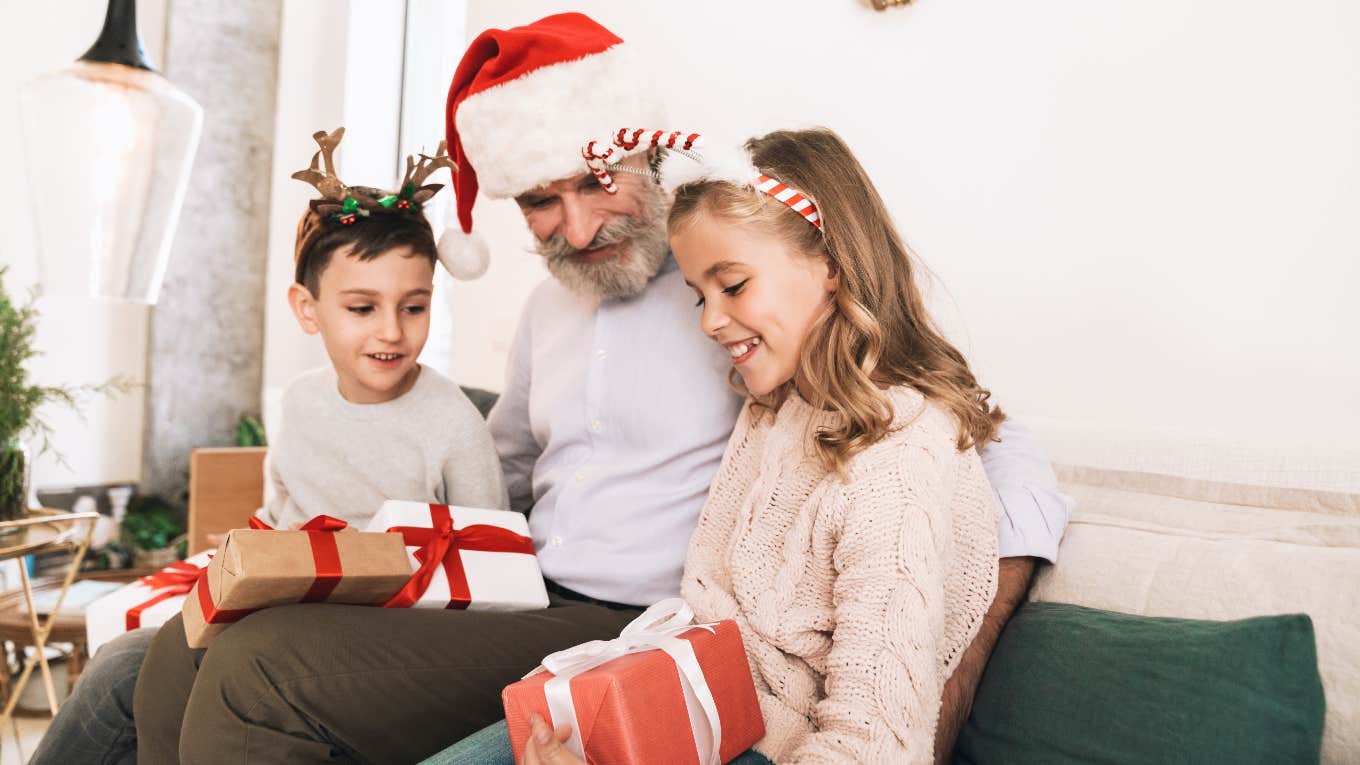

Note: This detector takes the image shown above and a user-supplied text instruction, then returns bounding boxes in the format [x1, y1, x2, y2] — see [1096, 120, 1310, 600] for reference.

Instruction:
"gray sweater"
[257, 365, 509, 530]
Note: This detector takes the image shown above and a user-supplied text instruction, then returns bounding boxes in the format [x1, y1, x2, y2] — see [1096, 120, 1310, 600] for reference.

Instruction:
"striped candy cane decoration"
[753, 174, 822, 230]
[580, 130, 823, 232]
[584, 129, 705, 194]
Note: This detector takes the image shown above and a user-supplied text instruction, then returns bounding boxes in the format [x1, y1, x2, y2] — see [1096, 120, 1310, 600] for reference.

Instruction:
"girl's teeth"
[750, 337, 761, 346]
[731, 344, 748, 358]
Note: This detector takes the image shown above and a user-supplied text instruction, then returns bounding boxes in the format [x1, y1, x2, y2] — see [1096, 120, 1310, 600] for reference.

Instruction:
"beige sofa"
[1028, 421, 1360, 763]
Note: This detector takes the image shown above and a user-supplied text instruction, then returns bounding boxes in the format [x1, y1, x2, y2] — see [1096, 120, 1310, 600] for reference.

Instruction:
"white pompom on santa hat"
[438, 12, 667, 280]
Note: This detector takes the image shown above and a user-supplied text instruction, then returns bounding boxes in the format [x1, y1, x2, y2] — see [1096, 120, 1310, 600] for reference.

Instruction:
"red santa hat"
[438, 13, 667, 280]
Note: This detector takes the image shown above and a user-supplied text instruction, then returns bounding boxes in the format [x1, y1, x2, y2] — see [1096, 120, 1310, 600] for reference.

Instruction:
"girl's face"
[671, 212, 837, 398]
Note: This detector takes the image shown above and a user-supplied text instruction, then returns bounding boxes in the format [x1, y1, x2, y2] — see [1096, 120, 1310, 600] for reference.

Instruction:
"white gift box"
[363, 501, 549, 611]
[85, 551, 214, 655]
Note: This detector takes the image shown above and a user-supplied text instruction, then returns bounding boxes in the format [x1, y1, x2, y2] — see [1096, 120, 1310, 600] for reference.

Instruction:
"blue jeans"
[28, 628, 155, 765]
[422, 719, 774, 765]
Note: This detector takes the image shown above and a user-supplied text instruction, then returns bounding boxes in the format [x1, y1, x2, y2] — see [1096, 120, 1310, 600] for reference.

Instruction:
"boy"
[28, 130, 506, 765]
[256, 202, 507, 529]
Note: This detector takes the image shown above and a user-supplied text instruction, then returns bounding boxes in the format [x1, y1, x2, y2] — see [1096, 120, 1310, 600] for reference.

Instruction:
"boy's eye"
[347, 306, 374, 315]
[694, 294, 705, 308]
[404, 304, 428, 315]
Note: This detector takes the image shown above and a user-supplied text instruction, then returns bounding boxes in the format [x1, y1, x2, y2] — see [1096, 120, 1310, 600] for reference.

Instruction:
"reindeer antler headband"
[581, 129, 823, 232]
[292, 127, 454, 225]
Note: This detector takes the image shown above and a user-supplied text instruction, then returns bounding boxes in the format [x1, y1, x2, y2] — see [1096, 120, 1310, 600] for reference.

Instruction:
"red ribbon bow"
[126, 560, 203, 631]
[197, 514, 352, 625]
[384, 504, 536, 609]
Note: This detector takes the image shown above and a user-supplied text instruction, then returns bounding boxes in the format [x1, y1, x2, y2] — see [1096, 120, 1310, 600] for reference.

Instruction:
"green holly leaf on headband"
[400, 183, 417, 199]
[341, 197, 359, 214]
[378, 195, 399, 208]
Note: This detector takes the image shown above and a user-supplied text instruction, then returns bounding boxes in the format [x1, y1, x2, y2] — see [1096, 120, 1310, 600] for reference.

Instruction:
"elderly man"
[34, 13, 1068, 765]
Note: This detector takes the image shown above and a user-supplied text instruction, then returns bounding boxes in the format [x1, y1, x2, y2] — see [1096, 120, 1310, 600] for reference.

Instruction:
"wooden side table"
[0, 509, 97, 753]
[0, 567, 154, 713]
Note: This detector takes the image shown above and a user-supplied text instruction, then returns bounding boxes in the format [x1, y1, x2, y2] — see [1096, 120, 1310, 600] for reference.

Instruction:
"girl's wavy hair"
[668, 128, 1005, 474]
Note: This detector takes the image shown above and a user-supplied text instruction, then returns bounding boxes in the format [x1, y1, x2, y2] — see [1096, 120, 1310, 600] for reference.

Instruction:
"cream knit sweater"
[681, 386, 998, 764]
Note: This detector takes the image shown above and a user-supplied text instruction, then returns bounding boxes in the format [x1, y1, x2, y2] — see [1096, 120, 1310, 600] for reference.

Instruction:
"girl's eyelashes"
[693, 279, 751, 308]
[403, 304, 428, 315]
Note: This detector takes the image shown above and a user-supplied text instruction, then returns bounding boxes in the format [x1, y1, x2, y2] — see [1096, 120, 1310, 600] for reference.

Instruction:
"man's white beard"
[533, 183, 671, 301]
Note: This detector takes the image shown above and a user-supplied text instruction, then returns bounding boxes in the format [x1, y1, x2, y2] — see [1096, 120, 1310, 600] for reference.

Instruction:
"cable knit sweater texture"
[682, 386, 999, 764]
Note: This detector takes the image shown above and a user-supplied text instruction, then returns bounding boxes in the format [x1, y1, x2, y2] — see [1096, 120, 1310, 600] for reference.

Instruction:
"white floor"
[0, 716, 52, 765]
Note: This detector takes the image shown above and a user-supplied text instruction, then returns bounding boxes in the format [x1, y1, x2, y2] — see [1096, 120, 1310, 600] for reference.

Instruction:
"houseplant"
[0, 266, 123, 526]
[121, 493, 186, 567]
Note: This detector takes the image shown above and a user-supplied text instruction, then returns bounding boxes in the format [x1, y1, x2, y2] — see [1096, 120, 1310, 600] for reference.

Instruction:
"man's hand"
[933, 556, 1037, 764]
[524, 714, 587, 765]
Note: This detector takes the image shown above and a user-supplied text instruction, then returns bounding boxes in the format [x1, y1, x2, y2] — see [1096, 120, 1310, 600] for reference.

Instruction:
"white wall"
[458, 0, 1360, 451]
[0, 0, 168, 491]
[259, 0, 410, 435]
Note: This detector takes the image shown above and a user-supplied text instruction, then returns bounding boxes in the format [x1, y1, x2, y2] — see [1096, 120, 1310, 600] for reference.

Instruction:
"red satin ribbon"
[126, 561, 202, 630]
[383, 504, 536, 609]
[195, 568, 258, 625]
[197, 515, 351, 624]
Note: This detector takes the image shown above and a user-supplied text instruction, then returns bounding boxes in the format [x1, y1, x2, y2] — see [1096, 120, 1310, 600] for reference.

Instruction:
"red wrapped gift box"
[503, 599, 765, 765]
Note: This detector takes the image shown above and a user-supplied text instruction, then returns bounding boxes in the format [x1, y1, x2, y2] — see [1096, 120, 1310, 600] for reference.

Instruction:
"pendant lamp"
[19, 0, 203, 304]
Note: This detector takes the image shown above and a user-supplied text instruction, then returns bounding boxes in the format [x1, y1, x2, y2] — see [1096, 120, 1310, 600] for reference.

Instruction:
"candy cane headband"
[581, 128, 824, 232]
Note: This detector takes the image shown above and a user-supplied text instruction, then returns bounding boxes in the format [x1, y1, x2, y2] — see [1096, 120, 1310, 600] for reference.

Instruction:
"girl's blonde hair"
[668, 128, 1004, 474]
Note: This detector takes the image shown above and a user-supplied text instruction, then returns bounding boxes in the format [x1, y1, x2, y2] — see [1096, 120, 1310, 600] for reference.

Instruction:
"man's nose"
[560, 196, 603, 251]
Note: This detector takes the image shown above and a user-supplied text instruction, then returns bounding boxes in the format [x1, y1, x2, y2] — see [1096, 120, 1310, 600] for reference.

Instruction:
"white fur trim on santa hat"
[437, 226, 491, 281]
[456, 43, 668, 198]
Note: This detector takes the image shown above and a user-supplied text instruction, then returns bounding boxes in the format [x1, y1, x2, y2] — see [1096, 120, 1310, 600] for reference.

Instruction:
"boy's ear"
[287, 283, 322, 335]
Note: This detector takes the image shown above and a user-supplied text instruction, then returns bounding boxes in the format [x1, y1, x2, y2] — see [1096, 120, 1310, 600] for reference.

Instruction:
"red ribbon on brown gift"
[198, 514, 351, 624]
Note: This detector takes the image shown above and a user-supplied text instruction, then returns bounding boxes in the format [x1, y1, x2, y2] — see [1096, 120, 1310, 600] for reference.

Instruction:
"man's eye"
[347, 306, 374, 315]
[722, 279, 749, 296]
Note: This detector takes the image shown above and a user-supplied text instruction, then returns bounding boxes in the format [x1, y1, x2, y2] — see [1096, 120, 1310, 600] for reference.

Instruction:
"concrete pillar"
[142, 0, 283, 504]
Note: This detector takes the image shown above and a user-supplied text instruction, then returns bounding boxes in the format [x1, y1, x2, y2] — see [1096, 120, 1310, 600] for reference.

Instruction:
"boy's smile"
[290, 244, 435, 404]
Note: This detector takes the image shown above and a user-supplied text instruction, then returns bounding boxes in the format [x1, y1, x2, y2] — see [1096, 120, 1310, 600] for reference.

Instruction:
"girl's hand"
[524, 714, 586, 765]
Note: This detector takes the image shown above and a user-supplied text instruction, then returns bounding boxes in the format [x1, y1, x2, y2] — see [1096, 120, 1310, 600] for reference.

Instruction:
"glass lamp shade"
[19, 60, 202, 304]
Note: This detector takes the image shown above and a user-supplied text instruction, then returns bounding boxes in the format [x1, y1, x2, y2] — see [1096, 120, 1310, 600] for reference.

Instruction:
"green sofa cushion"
[954, 602, 1325, 765]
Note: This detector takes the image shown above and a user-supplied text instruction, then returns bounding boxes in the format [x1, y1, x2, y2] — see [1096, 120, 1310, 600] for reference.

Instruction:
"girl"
[438, 128, 1001, 764]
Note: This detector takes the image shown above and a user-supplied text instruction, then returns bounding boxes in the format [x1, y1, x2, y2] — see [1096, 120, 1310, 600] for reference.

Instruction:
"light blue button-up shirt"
[488, 256, 1071, 606]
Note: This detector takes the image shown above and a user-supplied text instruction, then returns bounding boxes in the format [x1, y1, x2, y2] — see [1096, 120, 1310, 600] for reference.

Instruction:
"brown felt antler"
[401, 141, 455, 203]
[291, 128, 349, 202]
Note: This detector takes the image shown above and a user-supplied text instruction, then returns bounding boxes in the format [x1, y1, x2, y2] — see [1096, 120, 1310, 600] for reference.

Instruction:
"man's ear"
[288, 283, 322, 335]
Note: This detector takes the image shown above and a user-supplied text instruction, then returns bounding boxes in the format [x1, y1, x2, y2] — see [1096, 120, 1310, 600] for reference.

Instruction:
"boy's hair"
[294, 188, 438, 296]
[669, 128, 1005, 474]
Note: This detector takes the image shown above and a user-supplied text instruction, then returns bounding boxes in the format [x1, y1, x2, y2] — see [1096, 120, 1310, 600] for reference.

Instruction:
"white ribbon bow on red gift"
[528, 598, 724, 764]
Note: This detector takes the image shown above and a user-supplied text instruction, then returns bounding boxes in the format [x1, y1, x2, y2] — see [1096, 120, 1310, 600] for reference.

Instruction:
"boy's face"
[289, 245, 435, 404]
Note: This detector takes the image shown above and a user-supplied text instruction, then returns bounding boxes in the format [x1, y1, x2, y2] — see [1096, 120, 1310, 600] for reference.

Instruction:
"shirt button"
[551, 536, 563, 547]
[596, 349, 606, 359]
[591, 419, 602, 432]
[574, 472, 585, 482]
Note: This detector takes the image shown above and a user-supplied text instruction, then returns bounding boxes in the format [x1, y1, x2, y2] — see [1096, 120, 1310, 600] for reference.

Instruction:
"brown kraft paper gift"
[182, 527, 412, 648]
